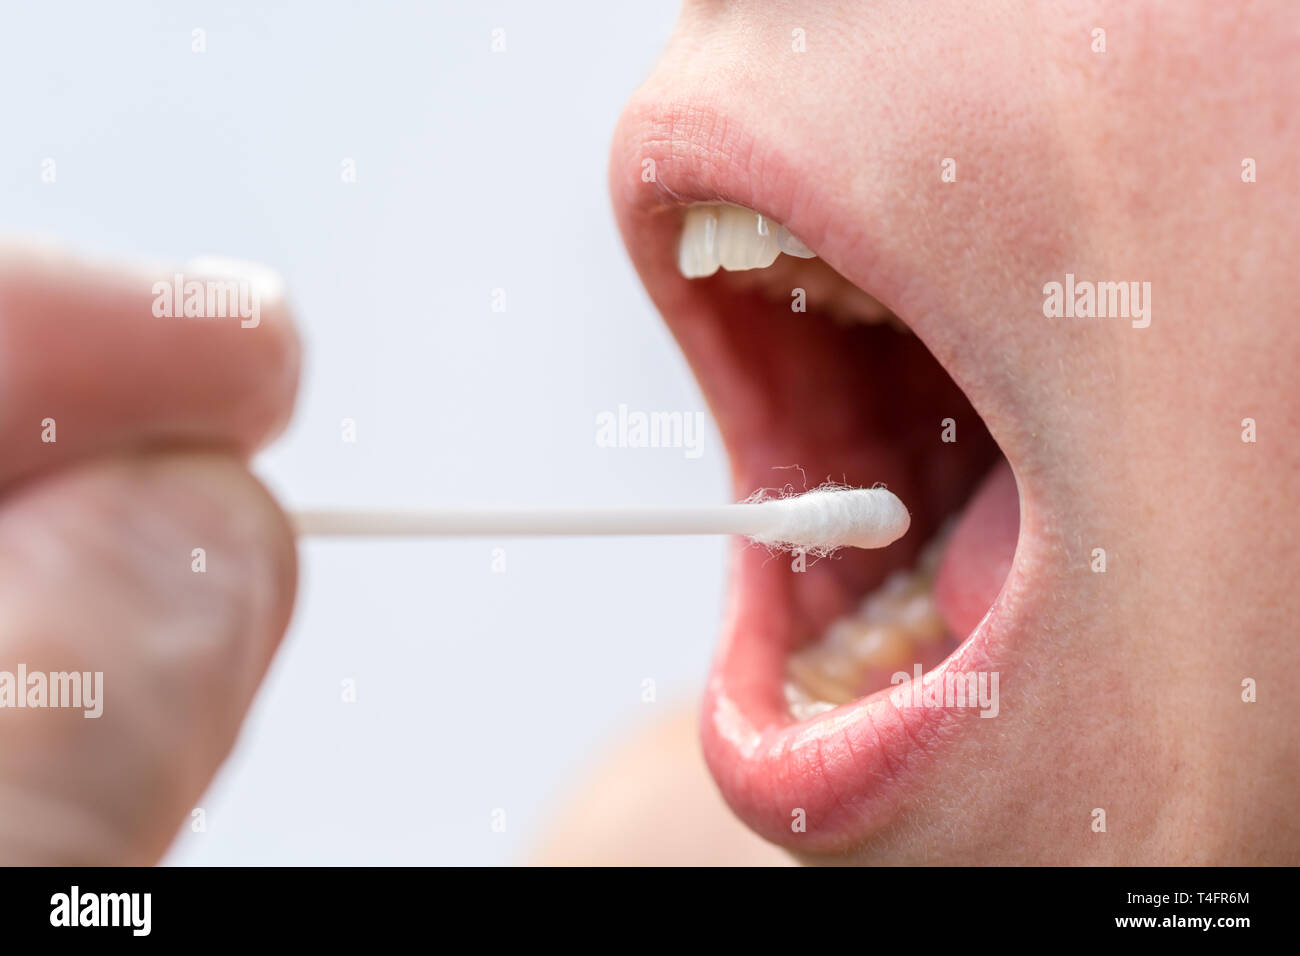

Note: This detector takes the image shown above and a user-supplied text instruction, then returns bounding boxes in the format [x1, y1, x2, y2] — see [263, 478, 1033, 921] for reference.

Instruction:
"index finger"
[0, 243, 301, 489]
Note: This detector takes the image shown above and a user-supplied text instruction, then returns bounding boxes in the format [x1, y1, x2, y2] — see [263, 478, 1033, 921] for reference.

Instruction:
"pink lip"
[607, 101, 919, 350]
[702, 541, 1025, 853]
[609, 100, 1039, 854]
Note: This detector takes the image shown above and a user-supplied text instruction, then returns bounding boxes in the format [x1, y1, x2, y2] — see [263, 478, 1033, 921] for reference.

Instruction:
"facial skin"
[598, 1, 1300, 863]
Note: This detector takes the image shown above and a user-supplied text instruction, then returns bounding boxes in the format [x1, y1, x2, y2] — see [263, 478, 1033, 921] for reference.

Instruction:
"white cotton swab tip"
[744, 486, 911, 551]
[293, 486, 910, 552]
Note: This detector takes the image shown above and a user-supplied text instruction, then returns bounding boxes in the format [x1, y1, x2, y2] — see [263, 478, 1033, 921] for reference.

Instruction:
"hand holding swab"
[292, 486, 910, 552]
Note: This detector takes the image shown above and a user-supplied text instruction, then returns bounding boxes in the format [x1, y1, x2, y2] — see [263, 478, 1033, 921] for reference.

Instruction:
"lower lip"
[700, 540, 1014, 853]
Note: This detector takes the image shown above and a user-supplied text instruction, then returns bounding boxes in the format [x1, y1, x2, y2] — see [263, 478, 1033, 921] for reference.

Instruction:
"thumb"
[0, 451, 296, 863]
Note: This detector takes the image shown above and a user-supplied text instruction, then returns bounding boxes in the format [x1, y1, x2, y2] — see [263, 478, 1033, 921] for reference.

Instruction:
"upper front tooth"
[716, 205, 780, 271]
[677, 205, 721, 278]
[677, 203, 818, 279]
[776, 225, 816, 258]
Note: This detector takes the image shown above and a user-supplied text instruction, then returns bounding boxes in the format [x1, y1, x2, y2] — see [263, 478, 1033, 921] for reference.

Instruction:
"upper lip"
[609, 99, 1040, 855]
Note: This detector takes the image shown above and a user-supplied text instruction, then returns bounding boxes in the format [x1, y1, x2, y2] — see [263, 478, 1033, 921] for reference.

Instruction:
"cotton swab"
[292, 486, 910, 552]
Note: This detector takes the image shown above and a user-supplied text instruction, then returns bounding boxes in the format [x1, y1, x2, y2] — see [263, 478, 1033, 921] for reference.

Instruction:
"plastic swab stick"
[292, 486, 909, 552]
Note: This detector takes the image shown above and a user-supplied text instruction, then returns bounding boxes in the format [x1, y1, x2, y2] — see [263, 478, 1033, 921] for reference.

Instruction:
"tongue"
[933, 457, 1019, 641]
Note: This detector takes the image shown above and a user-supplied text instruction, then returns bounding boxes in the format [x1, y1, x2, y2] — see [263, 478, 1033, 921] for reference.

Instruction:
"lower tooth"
[843, 623, 915, 667]
[786, 528, 954, 717]
[787, 653, 858, 706]
[897, 593, 946, 643]
[785, 683, 838, 722]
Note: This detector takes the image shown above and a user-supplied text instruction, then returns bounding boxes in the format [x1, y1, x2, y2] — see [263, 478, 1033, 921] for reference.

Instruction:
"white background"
[0, 1, 725, 864]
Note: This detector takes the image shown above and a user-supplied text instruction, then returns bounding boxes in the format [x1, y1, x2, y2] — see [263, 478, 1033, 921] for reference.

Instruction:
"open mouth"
[611, 105, 1034, 855]
[676, 202, 1019, 721]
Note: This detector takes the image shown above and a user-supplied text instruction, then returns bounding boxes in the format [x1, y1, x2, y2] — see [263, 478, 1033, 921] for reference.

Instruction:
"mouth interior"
[678, 239, 1018, 722]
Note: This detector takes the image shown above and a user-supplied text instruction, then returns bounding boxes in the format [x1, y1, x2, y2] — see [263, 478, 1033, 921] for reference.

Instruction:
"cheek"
[934, 458, 1020, 641]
